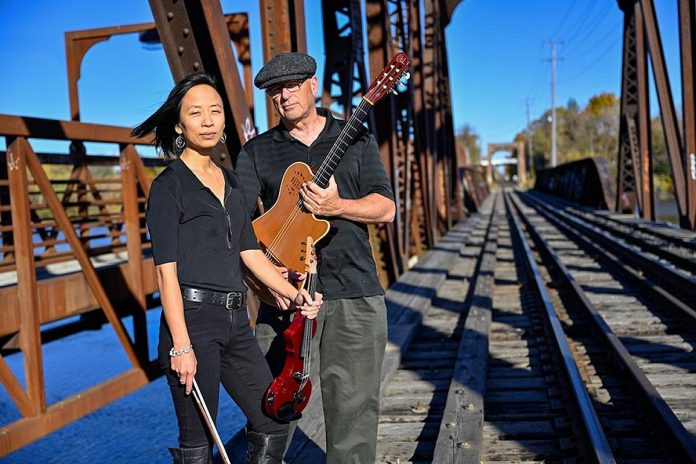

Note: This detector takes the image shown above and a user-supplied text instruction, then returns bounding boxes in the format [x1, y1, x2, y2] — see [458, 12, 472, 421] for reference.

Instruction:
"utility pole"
[550, 40, 558, 167]
[526, 97, 532, 173]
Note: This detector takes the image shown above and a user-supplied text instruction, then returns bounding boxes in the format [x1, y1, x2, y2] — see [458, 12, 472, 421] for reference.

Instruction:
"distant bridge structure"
[485, 141, 526, 186]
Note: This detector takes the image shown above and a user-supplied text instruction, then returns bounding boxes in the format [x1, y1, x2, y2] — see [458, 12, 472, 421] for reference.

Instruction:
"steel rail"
[503, 192, 616, 464]
[521, 192, 696, 329]
[521, 192, 696, 309]
[509, 191, 696, 462]
[531, 190, 696, 252]
[530, 191, 696, 272]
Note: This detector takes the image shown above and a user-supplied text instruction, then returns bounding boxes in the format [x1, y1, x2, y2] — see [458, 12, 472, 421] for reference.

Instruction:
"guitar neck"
[312, 99, 374, 188]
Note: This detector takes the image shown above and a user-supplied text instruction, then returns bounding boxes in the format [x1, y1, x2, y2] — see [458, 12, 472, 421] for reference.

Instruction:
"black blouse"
[145, 157, 259, 292]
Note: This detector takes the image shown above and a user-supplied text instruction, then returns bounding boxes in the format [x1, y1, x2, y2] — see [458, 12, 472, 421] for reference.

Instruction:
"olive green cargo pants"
[255, 295, 387, 464]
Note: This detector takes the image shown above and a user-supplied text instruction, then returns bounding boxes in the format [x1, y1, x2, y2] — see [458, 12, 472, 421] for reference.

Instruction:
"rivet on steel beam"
[167, 11, 174, 20]
[193, 62, 200, 70]
[177, 46, 184, 55]
[183, 28, 190, 37]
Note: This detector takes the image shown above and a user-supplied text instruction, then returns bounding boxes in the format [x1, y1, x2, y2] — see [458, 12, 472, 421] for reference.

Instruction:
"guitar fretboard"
[312, 99, 373, 188]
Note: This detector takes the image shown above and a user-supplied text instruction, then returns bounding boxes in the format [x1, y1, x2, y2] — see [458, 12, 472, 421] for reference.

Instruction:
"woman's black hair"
[131, 73, 219, 158]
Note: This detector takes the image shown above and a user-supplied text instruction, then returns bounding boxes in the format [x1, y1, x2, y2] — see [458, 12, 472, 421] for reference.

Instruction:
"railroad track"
[528, 190, 696, 280]
[371, 190, 696, 463]
[510, 189, 696, 461]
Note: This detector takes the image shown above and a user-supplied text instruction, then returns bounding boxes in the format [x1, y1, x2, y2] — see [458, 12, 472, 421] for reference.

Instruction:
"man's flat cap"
[254, 52, 317, 89]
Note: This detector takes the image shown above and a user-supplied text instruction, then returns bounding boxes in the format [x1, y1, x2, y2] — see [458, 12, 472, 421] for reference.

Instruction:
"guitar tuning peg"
[403, 72, 411, 80]
[388, 87, 398, 95]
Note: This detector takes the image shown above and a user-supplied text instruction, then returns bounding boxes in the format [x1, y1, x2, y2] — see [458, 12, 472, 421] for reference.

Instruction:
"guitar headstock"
[303, 236, 317, 275]
[365, 52, 411, 105]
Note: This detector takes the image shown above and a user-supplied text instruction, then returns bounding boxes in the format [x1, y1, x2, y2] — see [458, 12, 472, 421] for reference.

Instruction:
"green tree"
[525, 92, 619, 171]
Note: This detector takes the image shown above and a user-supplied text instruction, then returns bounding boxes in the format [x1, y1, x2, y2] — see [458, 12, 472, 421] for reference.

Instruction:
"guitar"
[263, 237, 318, 421]
[246, 52, 411, 304]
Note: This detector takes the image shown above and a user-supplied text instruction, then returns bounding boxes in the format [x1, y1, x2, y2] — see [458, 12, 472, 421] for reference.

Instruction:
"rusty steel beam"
[423, 0, 441, 241]
[0, 114, 143, 144]
[65, 15, 253, 123]
[120, 145, 149, 363]
[617, 2, 646, 215]
[636, 2, 653, 220]
[321, 0, 400, 286]
[410, 0, 435, 251]
[321, 0, 372, 119]
[679, 0, 696, 229]
[0, 257, 159, 338]
[0, 368, 148, 455]
[640, 0, 688, 227]
[259, 0, 307, 128]
[65, 22, 153, 121]
[149, 0, 255, 168]
[5, 138, 45, 417]
[0, 157, 12, 264]
[366, 0, 411, 274]
[423, 0, 457, 236]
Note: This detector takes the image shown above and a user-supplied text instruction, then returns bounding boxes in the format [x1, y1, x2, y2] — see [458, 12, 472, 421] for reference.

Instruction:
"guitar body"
[245, 162, 330, 305]
[263, 312, 318, 421]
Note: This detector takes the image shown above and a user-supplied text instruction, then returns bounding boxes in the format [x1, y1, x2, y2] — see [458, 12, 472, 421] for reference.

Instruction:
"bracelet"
[169, 344, 193, 357]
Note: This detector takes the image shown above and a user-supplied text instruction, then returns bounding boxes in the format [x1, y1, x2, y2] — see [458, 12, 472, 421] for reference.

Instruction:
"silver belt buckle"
[225, 292, 237, 310]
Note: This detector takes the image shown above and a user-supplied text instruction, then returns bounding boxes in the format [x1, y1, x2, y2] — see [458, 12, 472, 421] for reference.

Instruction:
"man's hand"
[300, 176, 344, 217]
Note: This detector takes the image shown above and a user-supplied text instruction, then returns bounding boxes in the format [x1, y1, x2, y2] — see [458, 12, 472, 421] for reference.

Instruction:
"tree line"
[456, 92, 674, 197]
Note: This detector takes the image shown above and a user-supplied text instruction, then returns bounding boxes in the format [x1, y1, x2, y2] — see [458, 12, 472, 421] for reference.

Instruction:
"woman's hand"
[170, 349, 197, 395]
[269, 266, 291, 309]
[293, 290, 323, 319]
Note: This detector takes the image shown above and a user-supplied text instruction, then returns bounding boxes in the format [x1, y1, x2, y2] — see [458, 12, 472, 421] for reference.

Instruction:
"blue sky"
[0, 0, 683, 156]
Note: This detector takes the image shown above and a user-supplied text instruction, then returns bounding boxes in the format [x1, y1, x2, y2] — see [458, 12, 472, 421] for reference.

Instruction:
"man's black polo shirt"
[146, 157, 259, 292]
[236, 108, 394, 300]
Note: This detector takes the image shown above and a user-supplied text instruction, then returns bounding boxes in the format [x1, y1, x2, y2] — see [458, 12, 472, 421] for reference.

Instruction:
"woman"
[132, 73, 321, 464]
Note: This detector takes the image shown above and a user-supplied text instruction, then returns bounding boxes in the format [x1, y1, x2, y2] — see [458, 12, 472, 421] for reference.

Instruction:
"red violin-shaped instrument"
[263, 237, 318, 421]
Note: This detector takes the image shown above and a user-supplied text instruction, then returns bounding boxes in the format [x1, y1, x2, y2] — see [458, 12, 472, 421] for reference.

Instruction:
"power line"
[562, 2, 614, 56]
[561, 0, 602, 45]
[564, 20, 622, 60]
[549, 0, 578, 39]
[558, 39, 620, 84]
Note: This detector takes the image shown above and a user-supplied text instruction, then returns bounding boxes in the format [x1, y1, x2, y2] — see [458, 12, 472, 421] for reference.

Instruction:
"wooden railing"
[0, 113, 162, 455]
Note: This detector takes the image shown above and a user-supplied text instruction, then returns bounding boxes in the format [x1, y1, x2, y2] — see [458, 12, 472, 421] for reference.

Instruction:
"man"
[236, 52, 395, 463]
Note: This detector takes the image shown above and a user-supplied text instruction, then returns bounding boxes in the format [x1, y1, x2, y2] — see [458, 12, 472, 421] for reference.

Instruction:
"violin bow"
[192, 378, 232, 464]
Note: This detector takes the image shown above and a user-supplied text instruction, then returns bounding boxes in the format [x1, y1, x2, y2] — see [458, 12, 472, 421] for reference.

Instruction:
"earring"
[175, 135, 185, 149]
[220, 132, 227, 144]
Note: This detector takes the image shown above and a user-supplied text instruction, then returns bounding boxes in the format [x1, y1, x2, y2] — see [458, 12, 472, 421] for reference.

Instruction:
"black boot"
[245, 431, 287, 464]
[169, 444, 211, 464]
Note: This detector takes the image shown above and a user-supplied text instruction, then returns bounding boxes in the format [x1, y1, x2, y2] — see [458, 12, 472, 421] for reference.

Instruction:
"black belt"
[181, 286, 246, 310]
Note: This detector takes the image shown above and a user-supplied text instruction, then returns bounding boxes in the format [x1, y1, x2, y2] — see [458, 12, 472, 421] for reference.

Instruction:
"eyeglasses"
[266, 80, 306, 98]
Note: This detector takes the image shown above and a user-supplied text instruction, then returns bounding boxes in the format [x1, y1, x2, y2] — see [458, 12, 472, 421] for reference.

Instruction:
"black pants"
[158, 300, 287, 448]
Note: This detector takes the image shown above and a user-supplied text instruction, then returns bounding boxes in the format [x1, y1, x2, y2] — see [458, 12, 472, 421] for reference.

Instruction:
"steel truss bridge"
[1, 0, 696, 461]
